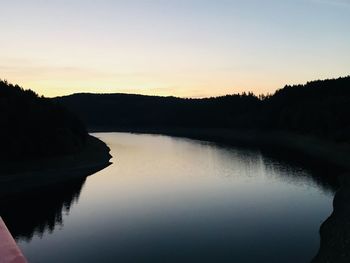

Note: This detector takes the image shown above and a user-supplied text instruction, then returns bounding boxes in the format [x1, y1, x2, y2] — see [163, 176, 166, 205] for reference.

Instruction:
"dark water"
[1, 133, 334, 263]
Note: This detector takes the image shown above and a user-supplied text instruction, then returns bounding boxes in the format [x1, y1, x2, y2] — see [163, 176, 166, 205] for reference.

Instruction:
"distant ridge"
[56, 76, 350, 142]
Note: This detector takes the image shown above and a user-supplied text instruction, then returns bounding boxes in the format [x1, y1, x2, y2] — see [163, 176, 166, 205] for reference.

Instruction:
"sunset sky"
[1, 0, 349, 97]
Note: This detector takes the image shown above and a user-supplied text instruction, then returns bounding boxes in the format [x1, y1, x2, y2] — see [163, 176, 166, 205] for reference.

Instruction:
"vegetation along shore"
[0, 80, 111, 199]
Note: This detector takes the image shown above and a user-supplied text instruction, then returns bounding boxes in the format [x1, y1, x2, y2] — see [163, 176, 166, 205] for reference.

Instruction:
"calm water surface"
[4, 133, 334, 262]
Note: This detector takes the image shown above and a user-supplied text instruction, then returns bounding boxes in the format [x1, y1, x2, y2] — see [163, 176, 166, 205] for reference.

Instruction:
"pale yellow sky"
[1, 0, 349, 98]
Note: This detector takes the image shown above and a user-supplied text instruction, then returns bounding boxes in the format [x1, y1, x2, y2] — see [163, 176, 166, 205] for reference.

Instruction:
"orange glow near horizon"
[5, 66, 348, 98]
[3, 54, 348, 98]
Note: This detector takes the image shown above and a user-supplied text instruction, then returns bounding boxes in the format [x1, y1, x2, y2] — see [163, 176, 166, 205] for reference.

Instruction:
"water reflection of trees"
[260, 148, 339, 194]
[211, 141, 339, 194]
[0, 178, 86, 241]
[259, 149, 350, 263]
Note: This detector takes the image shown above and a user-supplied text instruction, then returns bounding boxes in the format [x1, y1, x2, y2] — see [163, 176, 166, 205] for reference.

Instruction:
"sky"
[0, 0, 349, 98]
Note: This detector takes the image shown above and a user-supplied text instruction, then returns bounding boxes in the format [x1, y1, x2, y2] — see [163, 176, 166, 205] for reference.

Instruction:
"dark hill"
[0, 80, 111, 198]
[262, 76, 350, 141]
[0, 80, 87, 160]
[55, 92, 261, 129]
[56, 76, 350, 142]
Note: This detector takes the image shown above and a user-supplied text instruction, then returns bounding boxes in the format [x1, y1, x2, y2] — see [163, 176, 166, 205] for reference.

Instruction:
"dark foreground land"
[311, 175, 350, 263]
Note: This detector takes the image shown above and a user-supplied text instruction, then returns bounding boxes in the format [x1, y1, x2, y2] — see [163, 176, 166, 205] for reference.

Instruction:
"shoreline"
[90, 127, 350, 172]
[0, 135, 111, 199]
[90, 127, 350, 263]
[311, 175, 350, 263]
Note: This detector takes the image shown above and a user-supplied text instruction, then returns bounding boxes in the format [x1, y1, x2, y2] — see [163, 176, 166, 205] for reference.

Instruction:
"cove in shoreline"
[90, 127, 350, 172]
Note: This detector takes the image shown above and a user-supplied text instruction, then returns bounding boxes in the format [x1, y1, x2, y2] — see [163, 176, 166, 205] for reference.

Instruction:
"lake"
[1, 133, 334, 263]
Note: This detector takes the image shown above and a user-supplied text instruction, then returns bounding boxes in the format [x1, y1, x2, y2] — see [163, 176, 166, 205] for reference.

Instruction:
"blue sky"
[0, 0, 349, 97]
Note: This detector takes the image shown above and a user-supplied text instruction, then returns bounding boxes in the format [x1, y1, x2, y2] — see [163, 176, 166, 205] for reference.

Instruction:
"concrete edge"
[0, 217, 28, 263]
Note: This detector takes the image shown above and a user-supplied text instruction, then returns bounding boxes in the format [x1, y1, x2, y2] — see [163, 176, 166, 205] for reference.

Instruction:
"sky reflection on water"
[2, 133, 334, 263]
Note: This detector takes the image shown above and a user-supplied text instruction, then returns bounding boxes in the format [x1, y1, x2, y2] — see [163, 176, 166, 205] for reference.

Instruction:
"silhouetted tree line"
[56, 76, 350, 143]
[261, 76, 350, 142]
[55, 93, 261, 129]
[0, 80, 87, 160]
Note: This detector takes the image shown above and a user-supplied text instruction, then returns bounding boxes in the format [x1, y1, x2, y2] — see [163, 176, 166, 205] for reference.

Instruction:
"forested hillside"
[0, 80, 87, 160]
[262, 76, 350, 142]
[56, 92, 261, 129]
[56, 76, 350, 142]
